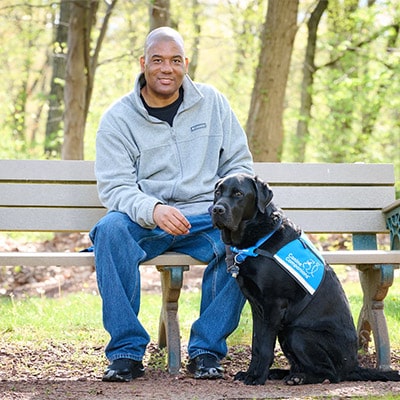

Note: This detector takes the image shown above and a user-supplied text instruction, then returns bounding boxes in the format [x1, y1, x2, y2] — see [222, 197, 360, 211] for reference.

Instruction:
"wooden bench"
[0, 160, 399, 374]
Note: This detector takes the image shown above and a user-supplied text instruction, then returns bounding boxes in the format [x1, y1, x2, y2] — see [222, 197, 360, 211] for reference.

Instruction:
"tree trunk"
[294, 0, 328, 162]
[62, 1, 89, 160]
[246, 0, 299, 162]
[45, 0, 70, 157]
[149, 0, 171, 30]
[62, 0, 116, 160]
[187, 0, 201, 79]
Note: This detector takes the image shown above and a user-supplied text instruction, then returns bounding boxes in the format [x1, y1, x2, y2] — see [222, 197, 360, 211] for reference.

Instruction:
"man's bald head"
[143, 27, 186, 60]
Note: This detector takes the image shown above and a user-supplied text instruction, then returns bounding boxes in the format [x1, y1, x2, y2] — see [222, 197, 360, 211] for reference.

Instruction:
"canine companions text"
[212, 173, 400, 386]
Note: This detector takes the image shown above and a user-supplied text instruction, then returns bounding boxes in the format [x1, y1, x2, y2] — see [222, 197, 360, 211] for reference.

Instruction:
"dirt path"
[2, 376, 400, 400]
[1, 339, 400, 400]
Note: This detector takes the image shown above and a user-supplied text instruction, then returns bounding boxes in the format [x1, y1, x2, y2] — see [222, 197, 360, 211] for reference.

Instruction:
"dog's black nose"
[212, 205, 225, 215]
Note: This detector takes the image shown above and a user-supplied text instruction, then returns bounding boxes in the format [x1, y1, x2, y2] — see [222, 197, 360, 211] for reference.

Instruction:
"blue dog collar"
[231, 229, 276, 263]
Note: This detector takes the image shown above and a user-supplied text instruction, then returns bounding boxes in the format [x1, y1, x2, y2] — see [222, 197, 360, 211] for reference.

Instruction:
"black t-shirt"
[141, 87, 183, 127]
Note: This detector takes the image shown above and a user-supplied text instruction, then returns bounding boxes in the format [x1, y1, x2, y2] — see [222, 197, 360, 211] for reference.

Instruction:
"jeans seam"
[199, 231, 223, 299]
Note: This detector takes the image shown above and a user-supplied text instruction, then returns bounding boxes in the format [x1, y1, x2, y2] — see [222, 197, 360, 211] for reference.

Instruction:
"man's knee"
[91, 212, 133, 241]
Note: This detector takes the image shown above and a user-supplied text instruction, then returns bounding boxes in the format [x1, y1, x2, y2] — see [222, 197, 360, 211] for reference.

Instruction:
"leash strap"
[230, 216, 282, 263]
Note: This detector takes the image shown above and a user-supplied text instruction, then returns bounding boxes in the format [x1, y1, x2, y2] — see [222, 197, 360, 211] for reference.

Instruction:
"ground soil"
[1, 233, 400, 399]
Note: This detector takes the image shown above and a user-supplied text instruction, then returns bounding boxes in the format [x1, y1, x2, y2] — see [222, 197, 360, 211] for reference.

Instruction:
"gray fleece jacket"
[95, 73, 254, 229]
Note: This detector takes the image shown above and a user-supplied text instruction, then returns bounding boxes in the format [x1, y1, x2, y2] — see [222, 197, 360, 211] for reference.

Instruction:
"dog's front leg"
[235, 308, 277, 385]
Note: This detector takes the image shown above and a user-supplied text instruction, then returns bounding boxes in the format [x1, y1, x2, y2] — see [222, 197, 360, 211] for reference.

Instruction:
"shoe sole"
[193, 369, 223, 380]
[102, 369, 145, 382]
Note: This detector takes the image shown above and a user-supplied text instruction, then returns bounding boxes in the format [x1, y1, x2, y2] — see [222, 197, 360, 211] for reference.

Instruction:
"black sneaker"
[102, 358, 145, 382]
[187, 354, 224, 379]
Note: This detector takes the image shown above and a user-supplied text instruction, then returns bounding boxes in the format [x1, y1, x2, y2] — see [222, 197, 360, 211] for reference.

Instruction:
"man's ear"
[140, 55, 145, 72]
[254, 176, 273, 213]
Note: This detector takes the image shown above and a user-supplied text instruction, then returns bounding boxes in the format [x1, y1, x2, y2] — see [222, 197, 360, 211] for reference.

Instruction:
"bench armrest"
[383, 199, 400, 250]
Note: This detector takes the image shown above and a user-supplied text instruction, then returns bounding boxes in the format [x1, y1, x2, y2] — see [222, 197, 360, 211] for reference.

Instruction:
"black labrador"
[212, 173, 400, 385]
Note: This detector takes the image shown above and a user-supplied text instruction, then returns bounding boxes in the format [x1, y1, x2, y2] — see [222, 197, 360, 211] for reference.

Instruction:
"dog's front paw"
[234, 371, 247, 382]
[285, 373, 306, 385]
[234, 370, 265, 385]
[268, 368, 290, 380]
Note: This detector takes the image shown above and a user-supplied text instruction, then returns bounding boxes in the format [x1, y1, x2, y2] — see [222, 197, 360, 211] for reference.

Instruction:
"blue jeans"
[89, 211, 245, 363]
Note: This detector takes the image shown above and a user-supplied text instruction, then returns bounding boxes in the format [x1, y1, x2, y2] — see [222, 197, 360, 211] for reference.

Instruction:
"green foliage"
[0, 0, 398, 189]
[310, 2, 400, 173]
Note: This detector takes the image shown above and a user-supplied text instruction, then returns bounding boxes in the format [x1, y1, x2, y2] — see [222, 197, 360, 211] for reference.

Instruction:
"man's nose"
[160, 60, 173, 72]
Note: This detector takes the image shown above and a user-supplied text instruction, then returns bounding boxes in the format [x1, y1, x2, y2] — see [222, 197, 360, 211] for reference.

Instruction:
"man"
[90, 26, 254, 382]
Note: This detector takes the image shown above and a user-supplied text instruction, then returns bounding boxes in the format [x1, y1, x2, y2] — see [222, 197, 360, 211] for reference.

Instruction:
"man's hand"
[153, 204, 191, 235]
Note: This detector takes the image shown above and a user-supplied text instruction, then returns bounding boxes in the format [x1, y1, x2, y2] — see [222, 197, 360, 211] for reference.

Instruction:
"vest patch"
[274, 233, 325, 295]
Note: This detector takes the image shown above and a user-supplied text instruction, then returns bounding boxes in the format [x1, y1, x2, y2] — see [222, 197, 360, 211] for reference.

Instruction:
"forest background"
[0, 0, 399, 192]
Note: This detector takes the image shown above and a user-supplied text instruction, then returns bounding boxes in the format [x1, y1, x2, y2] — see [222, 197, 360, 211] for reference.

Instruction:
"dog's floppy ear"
[254, 176, 273, 213]
[214, 178, 223, 190]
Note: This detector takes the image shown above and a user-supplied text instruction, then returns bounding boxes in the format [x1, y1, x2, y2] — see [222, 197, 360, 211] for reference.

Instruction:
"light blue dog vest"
[231, 232, 325, 295]
[273, 233, 325, 295]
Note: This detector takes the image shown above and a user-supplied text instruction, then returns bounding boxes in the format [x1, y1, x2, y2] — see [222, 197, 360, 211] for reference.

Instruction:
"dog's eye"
[233, 190, 243, 197]
[214, 189, 221, 196]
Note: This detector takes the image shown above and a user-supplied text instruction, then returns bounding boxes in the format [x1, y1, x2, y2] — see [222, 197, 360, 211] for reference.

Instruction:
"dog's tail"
[347, 366, 400, 382]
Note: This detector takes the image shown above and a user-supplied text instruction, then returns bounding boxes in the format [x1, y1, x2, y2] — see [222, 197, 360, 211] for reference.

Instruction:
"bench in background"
[0, 160, 399, 374]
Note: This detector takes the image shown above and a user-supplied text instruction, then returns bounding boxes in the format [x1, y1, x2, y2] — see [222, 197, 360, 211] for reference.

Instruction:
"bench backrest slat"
[0, 184, 101, 207]
[0, 208, 106, 232]
[273, 186, 394, 209]
[0, 208, 388, 233]
[0, 184, 394, 210]
[253, 162, 395, 184]
[0, 160, 94, 181]
[0, 160, 395, 184]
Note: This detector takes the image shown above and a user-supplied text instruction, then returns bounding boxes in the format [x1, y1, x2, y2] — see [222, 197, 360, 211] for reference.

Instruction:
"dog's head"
[211, 173, 273, 245]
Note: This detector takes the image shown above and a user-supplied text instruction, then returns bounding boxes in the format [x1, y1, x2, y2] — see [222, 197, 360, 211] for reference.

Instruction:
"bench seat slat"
[1, 251, 399, 267]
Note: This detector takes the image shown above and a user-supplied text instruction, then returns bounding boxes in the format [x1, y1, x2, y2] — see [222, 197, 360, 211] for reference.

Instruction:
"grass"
[1, 276, 400, 399]
[1, 275, 400, 348]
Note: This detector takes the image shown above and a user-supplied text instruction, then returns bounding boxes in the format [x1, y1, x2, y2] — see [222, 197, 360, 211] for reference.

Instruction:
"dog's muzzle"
[211, 204, 228, 229]
[212, 204, 226, 215]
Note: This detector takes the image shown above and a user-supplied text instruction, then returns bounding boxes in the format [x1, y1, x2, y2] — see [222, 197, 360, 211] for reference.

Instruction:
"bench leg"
[356, 264, 394, 370]
[386, 206, 400, 250]
[353, 233, 394, 370]
[156, 265, 189, 374]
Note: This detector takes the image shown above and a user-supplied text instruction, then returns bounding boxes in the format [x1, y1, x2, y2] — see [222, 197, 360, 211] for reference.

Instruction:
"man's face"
[140, 39, 188, 104]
